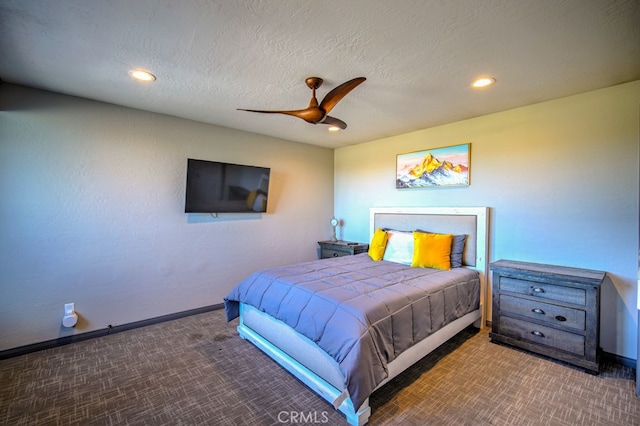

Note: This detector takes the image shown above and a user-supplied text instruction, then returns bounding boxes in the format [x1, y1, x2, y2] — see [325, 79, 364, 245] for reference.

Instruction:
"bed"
[225, 207, 489, 425]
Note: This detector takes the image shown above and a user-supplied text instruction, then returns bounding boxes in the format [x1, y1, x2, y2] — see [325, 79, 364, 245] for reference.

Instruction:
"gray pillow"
[449, 234, 467, 268]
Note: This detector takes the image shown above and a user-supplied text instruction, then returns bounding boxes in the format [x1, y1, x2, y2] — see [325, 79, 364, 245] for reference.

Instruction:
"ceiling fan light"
[129, 69, 156, 82]
[471, 77, 495, 88]
[327, 126, 341, 132]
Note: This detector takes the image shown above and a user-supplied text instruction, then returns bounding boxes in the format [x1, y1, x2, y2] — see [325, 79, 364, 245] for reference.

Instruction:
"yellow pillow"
[412, 232, 452, 270]
[368, 228, 389, 261]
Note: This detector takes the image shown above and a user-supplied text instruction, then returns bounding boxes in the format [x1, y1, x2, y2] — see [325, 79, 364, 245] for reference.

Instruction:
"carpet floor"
[1, 309, 639, 425]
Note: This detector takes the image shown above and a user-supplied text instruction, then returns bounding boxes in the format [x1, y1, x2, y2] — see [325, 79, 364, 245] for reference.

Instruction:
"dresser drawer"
[321, 248, 349, 258]
[500, 316, 585, 356]
[500, 294, 586, 331]
[499, 277, 586, 306]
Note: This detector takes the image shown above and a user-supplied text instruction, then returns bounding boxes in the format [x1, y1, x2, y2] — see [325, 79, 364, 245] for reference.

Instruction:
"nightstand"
[318, 240, 369, 259]
[489, 259, 605, 373]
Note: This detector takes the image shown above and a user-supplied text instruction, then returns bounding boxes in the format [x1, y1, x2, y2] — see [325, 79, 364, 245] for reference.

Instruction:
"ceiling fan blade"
[321, 115, 347, 130]
[237, 107, 324, 124]
[237, 108, 303, 115]
[319, 77, 366, 115]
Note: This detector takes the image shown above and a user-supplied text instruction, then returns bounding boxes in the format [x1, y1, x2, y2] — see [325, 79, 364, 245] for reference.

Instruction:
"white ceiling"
[1, 0, 639, 148]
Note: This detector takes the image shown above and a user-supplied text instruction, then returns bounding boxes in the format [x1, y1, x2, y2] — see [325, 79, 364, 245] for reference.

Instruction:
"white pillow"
[382, 230, 414, 265]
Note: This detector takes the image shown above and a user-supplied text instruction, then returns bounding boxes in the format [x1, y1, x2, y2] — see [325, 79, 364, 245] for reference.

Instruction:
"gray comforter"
[224, 253, 479, 411]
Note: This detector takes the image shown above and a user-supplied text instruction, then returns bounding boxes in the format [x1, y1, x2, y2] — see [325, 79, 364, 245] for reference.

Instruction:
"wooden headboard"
[370, 207, 489, 326]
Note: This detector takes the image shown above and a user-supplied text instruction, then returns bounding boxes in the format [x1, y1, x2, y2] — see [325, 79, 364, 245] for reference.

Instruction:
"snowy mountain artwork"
[396, 143, 470, 188]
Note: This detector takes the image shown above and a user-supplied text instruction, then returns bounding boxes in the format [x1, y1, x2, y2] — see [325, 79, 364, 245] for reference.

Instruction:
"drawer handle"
[332, 252, 339, 257]
[555, 315, 567, 322]
[532, 308, 545, 315]
[531, 287, 545, 294]
[531, 330, 545, 338]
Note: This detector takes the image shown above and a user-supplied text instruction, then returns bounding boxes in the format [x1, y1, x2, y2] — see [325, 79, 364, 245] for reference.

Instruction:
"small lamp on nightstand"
[330, 217, 339, 241]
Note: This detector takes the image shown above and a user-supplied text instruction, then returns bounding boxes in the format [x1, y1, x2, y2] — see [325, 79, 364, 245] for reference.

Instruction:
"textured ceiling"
[1, 0, 639, 148]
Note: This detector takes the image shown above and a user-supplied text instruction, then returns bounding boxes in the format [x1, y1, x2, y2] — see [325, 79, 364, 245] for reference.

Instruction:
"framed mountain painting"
[396, 143, 470, 188]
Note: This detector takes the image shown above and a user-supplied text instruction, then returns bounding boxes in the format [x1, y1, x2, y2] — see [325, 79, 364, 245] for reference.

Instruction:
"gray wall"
[334, 81, 640, 360]
[0, 84, 335, 351]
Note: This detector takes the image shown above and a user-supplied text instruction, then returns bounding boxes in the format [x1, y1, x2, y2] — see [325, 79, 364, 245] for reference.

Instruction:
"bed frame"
[236, 207, 489, 425]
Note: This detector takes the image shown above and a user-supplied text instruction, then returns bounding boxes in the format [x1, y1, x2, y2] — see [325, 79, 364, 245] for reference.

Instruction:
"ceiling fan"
[238, 76, 366, 130]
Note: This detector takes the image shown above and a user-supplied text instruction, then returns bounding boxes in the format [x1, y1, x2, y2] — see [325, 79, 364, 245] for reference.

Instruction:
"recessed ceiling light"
[129, 69, 156, 82]
[471, 77, 495, 88]
[327, 126, 341, 132]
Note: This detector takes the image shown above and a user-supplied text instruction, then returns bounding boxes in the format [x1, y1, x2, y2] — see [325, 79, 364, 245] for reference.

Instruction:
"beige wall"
[335, 81, 640, 360]
[3, 81, 639, 361]
[0, 84, 334, 351]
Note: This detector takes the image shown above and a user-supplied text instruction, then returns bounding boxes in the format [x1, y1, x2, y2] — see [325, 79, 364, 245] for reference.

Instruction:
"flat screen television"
[185, 158, 270, 213]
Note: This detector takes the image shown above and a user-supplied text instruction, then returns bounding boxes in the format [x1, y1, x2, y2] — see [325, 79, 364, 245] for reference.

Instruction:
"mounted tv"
[185, 159, 270, 213]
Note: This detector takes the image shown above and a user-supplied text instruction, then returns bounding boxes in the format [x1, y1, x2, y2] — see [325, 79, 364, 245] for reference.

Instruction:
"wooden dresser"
[489, 259, 605, 373]
[318, 240, 368, 259]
